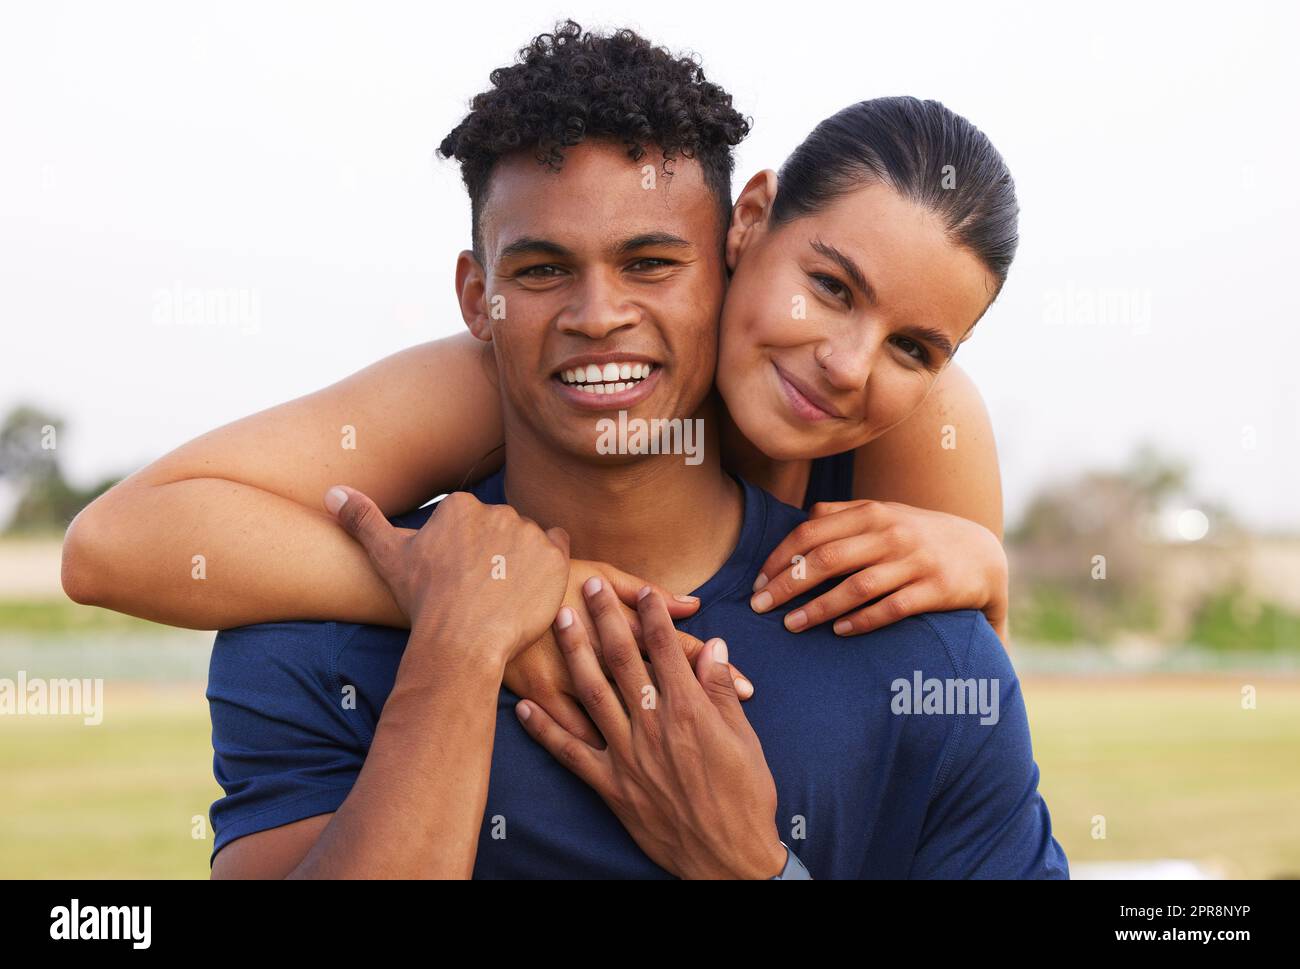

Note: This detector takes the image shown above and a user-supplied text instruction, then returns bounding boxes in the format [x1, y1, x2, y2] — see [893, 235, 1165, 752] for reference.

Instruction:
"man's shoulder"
[210, 617, 406, 691]
[832, 607, 1012, 690]
[210, 620, 347, 690]
[912, 608, 1012, 680]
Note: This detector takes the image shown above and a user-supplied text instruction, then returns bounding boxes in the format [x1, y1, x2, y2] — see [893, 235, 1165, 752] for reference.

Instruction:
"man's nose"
[558, 273, 640, 338]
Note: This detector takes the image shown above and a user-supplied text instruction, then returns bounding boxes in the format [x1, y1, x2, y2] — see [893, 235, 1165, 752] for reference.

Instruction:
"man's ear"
[456, 249, 492, 342]
[725, 169, 778, 273]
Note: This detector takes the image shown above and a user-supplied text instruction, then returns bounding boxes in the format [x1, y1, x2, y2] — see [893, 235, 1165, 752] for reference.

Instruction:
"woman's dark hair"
[771, 97, 1019, 296]
[439, 20, 751, 258]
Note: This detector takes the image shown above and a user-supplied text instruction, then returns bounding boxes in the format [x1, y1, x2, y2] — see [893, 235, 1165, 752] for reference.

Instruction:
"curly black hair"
[438, 20, 751, 257]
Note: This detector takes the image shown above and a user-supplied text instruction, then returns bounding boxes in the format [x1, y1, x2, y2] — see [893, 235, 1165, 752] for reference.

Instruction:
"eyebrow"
[811, 239, 876, 306]
[498, 232, 693, 263]
[614, 232, 693, 254]
[900, 324, 956, 361]
[810, 238, 956, 360]
[497, 237, 574, 261]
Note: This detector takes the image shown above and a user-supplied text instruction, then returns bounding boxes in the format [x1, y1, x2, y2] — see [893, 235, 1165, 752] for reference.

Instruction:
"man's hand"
[515, 578, 787, 880]
[252, 484, 572, 879]
[504, 558, 754, 747]
[325, 485, 568, 668]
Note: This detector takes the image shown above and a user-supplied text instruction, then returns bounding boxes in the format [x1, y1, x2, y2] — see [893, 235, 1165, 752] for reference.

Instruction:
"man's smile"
[552, 352, 663, 409]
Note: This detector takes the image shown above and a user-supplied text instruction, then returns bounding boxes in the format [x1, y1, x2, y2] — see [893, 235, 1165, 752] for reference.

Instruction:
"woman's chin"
[734, 411, 820, 462]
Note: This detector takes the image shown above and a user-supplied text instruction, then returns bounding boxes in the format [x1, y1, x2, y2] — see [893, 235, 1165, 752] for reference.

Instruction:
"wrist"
[982, 537, 1010, 610]
[401, 620, 512, 685]
[730, 833, 788, 880]
[758, 840, 790, 880]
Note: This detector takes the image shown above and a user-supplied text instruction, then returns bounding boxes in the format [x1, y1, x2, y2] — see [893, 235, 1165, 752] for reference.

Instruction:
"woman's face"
[717, 172, 998, 461]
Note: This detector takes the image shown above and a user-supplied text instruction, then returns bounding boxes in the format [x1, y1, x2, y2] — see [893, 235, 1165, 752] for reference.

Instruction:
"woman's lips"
[774, 363, 840, 422]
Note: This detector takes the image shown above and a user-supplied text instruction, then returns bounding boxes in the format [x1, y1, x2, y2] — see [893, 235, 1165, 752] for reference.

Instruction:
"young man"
[207, 24, 1067, 879]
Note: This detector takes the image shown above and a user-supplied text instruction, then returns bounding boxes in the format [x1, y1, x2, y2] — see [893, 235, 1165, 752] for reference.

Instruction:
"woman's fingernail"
[637, 585, 652, 601]
[785, 609, 808, 632]
[673, 594, 699, 604]
[583, 576, 603, 597]
[752, 572, 769, 592]
[516, 701, 532, 722]
[325, 487, 349, 515]
[712, 638, 729, 664]
[750, 590, 773, 613]
[735, 677, 754, 699]
[556, 607, 574, 630]
[833, 619, 854, 636]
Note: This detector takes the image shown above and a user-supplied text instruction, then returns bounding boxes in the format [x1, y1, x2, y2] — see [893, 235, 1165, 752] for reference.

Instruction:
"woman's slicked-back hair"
[771, 97, 1019, 295]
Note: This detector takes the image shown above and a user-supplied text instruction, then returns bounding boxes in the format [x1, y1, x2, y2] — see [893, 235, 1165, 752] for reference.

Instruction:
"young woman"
[62, 97, 1018, 713]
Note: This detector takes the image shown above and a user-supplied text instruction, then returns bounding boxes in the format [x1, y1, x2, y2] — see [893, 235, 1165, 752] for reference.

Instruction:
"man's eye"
[518, 265, 563, 278]
[628, 258, 674, 272]
[812, 273, 850, 304]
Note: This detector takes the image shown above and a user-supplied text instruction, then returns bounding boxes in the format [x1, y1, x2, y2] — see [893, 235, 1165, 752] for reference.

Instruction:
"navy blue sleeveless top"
[802, 450, 855, 510]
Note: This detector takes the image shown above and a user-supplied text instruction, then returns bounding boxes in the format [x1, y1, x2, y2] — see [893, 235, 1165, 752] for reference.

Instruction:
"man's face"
[462, 140, 727, 464]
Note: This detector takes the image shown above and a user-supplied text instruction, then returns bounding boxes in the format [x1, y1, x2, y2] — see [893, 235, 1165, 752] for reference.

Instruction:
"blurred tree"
[0, 405, 119, 534]
[1007, 442, 1241, 645]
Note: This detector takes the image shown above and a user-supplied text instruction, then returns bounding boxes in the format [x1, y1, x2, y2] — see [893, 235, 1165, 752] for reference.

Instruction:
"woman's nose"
[819, 336, 875, 392]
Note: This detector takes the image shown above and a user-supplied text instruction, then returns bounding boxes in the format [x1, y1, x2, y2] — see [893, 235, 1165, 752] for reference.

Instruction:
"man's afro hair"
[438, 20, 752, 255]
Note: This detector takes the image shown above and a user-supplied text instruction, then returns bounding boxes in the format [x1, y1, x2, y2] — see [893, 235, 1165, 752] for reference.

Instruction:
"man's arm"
[210, 490, 571, 878]
[213, 626, 508, 879]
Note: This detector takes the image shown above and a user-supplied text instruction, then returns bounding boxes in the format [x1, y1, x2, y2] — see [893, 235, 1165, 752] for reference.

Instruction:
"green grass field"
[1025, 676, 1300, 879]
[1, 676, 1297, 878]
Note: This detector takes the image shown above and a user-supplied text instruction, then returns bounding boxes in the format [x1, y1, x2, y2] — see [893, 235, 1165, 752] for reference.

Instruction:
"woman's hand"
[502, 559, 754, 747]
[749, 499, 1010, 644]
[516, 579, 787, 880]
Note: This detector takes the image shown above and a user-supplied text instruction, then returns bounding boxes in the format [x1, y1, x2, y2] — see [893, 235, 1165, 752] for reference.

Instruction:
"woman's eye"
[893, 336, 929, 364]
[812, 273, 850, 304]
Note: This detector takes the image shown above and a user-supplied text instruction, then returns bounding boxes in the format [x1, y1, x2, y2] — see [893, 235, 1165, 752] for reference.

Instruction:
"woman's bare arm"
[851, 361, 1004, 539]
[61, 333, 503, 629]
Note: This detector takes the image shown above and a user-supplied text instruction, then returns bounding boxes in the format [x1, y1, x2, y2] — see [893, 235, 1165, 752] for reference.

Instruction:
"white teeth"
[558, 361, 655, 388]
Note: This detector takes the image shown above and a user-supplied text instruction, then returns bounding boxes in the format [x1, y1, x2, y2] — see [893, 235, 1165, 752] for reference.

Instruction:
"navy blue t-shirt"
[208, 470, 1067, 879]
[803, 450, 855, 509]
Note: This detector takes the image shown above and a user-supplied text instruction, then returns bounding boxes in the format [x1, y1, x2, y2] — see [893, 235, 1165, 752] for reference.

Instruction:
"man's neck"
[500, 395, 744, 594]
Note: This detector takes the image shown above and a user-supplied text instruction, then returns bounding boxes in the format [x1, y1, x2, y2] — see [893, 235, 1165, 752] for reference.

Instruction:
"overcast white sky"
[2, 0, 1296, 530]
